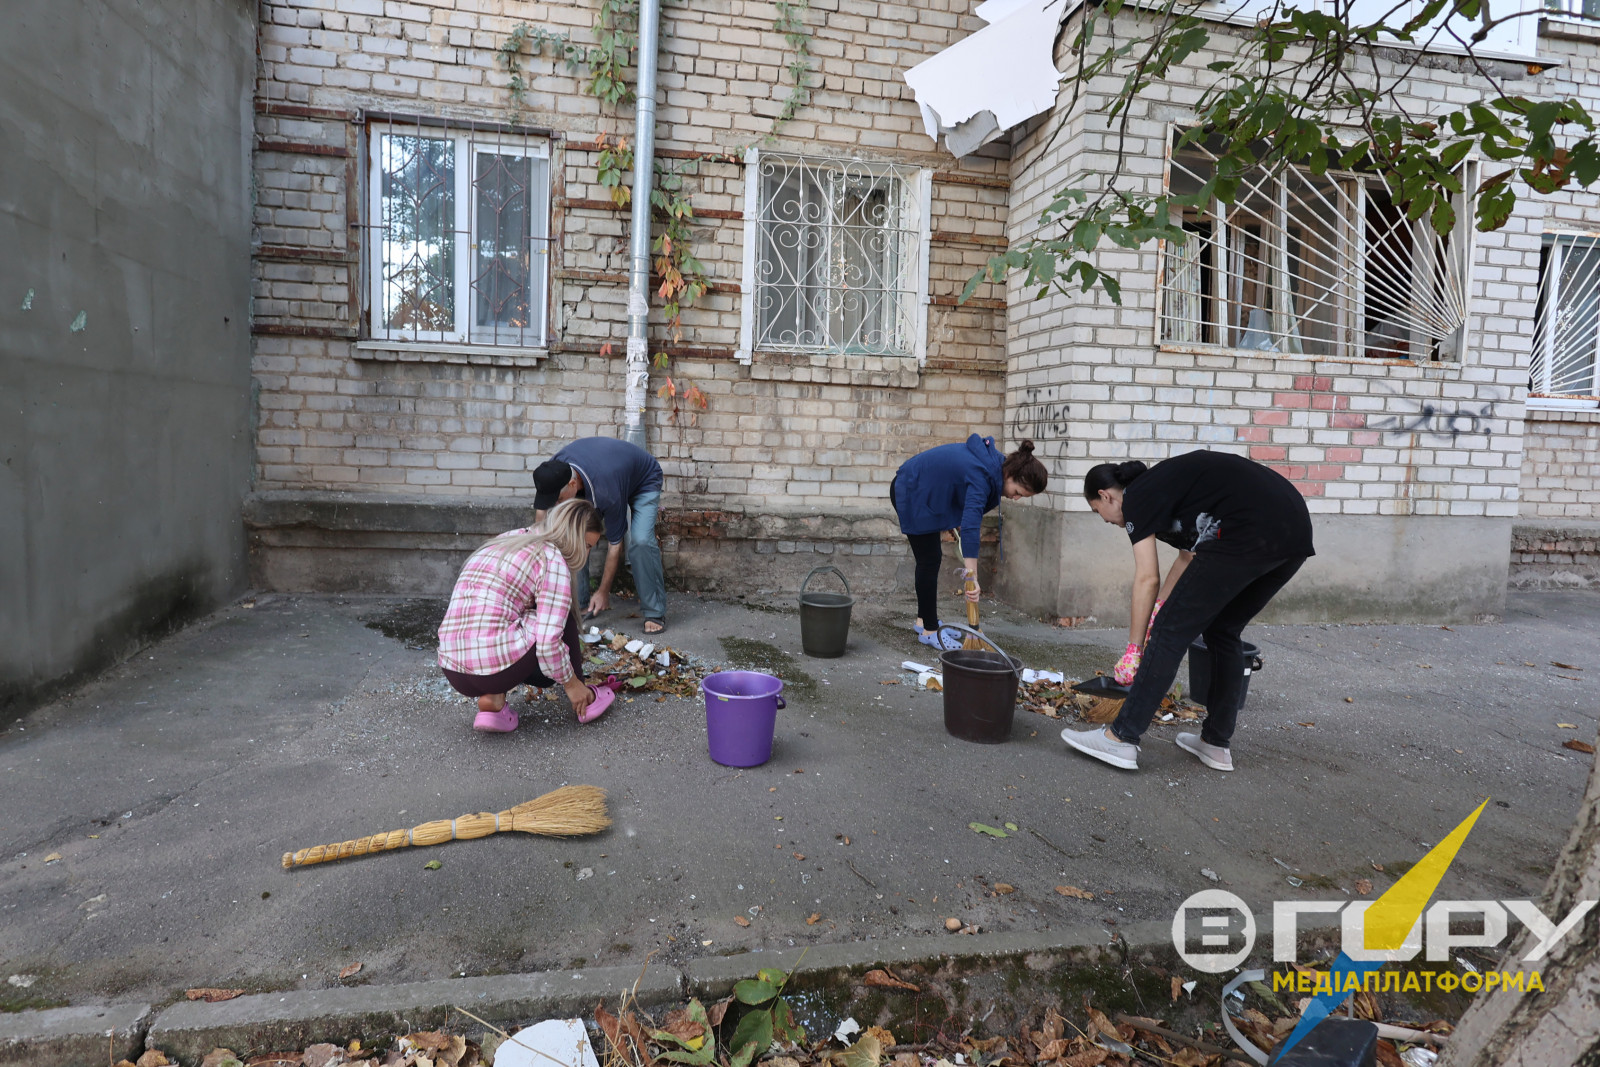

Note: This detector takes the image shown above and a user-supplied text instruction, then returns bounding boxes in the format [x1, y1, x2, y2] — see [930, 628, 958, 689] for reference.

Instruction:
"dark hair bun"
[1015, 439, 1035, 455]
[1114, 460, 1148, 484]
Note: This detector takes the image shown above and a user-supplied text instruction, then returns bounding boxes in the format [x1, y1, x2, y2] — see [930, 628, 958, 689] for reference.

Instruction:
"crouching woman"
[437, 499, 612, 732]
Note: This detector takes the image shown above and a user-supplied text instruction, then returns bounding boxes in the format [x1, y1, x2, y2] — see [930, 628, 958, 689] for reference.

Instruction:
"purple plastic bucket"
[701, 671, 786, 767]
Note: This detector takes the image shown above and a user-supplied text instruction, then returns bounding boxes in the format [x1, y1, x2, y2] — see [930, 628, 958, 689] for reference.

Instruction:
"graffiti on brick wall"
[1370, 387, 1507, 443]
[1010, 386, 1073, 443]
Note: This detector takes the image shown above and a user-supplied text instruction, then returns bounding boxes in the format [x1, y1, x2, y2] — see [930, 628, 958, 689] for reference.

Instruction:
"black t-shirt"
[1121, 451, 1315, 560]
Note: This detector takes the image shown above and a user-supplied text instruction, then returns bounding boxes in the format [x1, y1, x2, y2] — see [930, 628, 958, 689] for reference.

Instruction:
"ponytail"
[1082, 460, 1148, 500]
[1002, 440, 1048, 493]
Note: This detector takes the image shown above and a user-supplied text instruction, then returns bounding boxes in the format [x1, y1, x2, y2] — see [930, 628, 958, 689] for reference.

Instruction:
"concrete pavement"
[2, 588, 1596, 1017]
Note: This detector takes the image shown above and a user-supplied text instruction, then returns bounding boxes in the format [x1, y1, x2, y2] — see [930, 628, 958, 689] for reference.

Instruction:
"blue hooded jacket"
[892, 434, 1003, 559]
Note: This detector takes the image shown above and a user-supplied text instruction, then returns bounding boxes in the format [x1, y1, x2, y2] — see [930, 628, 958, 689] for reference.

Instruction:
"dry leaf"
[338, 962, 362, 979]
[863, 968, 920, 992]
[1553, 661, 1582, 670]
[793, 853, 806, 860]
[184, 988, 245, 1003]
[864, 1026, 896, 1048]
[1170, 1049, 1211, 1067]
[1041, 1008, 1066, 1044]
[660, 1008, 706, 1045]
[1055, 885, 1094, 900]
[1559, 723, 1579, 729]
[1564, 739, 1595, 754]
[993, 882, 1016, 895]
[1355, 879, 1373, 895]
[734, 915, 751, 927]
[43, 852, 61, 863]
[597, 1003, 657, 1067]
[807, 912, 822, 925]
[136, 1053, 171, 1067]
[705, 997, 732, 1029]
[1086, 1008, 1121, 1043]
[1296, 721, 1316, 728]
[1061, 1047, 1108, 1067]
[1170, 975, 1183, 1002]
[1034, 1039, 1072, 1060]
[1371, 862, 1385, 872]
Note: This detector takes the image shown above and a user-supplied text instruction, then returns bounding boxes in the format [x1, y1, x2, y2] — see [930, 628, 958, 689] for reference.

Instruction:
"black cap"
[532, 459, 573, 513]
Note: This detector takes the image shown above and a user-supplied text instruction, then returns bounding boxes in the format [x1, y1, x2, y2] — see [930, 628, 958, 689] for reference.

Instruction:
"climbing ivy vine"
[497, 0, 818, 420]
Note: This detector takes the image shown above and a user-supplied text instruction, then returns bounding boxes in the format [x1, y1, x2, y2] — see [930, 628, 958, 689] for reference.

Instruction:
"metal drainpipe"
[622, 0, 662, 450]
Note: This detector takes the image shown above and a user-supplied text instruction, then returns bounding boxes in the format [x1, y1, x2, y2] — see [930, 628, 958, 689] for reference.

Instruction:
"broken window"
[366, 119, 551, 347]
[747, 153, 927, 358]
[1531, 234, 1600, 405]
[1161, 136, 1472, 361]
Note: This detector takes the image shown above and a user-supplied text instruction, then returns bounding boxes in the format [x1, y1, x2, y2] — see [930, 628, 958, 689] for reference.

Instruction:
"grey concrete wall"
[0, 0, 257, 711]
[996, 506, 1512, 625]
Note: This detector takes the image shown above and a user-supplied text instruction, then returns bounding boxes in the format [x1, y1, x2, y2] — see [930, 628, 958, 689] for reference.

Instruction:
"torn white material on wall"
[903, 0, 1068, 157]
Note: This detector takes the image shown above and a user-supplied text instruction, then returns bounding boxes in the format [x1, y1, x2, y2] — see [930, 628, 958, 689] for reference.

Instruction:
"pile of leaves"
[1017, 676, 1200, 725]
[526, 629, 714, 703]
[133, 965, 1458, 1067]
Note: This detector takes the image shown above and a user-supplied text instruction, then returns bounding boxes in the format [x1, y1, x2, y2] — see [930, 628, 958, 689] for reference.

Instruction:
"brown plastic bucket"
[939, 626, 1022, 744]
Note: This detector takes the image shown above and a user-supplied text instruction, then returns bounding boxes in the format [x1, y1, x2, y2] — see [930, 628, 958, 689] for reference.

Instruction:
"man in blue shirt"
[533, 437, 667, 634]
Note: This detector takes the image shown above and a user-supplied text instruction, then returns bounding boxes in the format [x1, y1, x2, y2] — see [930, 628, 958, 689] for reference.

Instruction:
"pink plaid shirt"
[437, 532, 577, 684]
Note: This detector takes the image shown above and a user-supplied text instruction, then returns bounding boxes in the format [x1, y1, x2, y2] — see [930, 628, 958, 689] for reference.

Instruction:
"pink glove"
[1113, 642, 1142, 686]
[1144, 599, 1165, 645]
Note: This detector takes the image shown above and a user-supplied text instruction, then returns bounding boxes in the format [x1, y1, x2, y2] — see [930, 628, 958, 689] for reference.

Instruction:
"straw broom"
[281, 785, 610, 869]
[962, 570, 986, 651]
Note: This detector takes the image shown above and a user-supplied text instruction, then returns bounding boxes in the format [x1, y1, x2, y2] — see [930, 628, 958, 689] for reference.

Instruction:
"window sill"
[1526, 396, 1600, 412]
[353, 340, 549, 367]
[743, 348, 922, 388]
[1157, 342, 1461, 373]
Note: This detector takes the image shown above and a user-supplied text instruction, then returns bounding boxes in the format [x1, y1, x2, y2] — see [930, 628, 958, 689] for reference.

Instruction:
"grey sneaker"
[1176, 732, 1234, 771]
[1061, 726, 1140, 770]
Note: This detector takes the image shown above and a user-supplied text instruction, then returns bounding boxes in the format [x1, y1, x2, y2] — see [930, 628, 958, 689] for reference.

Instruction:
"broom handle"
[281, 812, 510, 869]
[964, 571, 981, 628]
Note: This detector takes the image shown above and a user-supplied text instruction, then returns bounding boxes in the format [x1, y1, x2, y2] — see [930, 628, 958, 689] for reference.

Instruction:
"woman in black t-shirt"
[1060, 451, 1314, 773]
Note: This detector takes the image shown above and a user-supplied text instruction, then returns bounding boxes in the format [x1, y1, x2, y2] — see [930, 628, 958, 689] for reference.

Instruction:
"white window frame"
[1158, 128, 1477, 364]
[365, 119, 552, 349]
[1530, 230, 1600, 410]
[737, 146, 933, 365]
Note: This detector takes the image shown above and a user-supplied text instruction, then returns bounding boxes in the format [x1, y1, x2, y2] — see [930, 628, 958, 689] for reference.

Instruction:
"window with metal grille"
[365, 119, 551, 347]
[742, 152, 930, 359]
[1531, 234, 1600, 407]
[1161, 135, 1474, 362]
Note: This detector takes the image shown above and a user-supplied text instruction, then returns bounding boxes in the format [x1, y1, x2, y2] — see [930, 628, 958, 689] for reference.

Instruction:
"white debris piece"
[638, 643, 655, 661]
[582, 632, 603, 644]
[903, 0, 1068, 157]
[833, 1017, 861, 1044]
[494, 1018, 602, 1067]
[916, 671, 944, 690]
[902, 660, 934, 674]
[1021, 669, 1065, 684]
[624, 639, 644, 654]
[657, 650, 672, 666]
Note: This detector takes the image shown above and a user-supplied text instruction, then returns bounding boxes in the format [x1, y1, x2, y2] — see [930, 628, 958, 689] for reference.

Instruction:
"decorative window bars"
[746, 152, 928, 358]
[1160, 136, 1473, 362]
[365, 118, 551, 347]
[1532, 234, 1600, 404]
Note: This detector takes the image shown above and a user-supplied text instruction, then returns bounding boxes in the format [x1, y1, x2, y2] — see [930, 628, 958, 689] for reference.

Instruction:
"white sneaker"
[1176, 732, 1234, 771]
[1061, 726, 1140, 770]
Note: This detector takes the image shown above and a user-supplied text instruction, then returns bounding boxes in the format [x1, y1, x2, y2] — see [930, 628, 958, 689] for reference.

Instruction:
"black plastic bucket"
[799, 565, 853, 658]
[939, 627, 1022, 744]
[1187, 637, 1264, 708]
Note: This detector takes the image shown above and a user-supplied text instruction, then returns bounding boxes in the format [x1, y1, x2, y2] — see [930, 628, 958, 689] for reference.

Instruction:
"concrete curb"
[146, 965, 681, 1064]
[0, 1001, 152, 1067]
[16, 923, 1202, 1065]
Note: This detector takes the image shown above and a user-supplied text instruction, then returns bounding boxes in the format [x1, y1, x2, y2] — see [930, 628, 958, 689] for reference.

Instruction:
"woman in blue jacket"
[891, 435, 1048, 650]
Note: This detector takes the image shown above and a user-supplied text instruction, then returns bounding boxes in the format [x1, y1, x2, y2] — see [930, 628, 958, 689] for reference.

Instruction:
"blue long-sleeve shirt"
[891, 434, 1003, 559]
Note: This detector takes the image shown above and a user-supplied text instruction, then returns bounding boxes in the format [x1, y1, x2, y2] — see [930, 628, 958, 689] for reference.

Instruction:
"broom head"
[507, 784, 611, 836]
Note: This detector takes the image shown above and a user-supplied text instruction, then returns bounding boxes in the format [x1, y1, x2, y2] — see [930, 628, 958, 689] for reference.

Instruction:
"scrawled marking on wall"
[1011, 386, 1073, 444]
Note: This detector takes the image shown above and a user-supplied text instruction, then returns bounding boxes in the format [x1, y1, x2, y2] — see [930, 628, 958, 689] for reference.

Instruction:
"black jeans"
[1110, 554, 1305, 748]
[441, 614, 584, 697]
[891, 474, 946, 629]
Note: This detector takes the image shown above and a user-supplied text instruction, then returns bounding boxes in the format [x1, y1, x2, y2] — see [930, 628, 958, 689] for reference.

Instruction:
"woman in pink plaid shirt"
[438, 499, 613, 732]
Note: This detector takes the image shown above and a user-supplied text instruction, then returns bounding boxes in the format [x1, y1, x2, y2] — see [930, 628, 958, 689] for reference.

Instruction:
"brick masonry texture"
[251, 0, 1012, 541]
[998, 9, 1554, 527]
[1520, 410, 1600, 520]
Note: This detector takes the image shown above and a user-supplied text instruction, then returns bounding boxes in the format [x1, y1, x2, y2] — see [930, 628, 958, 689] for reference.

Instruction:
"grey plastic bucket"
[799, 565, 853, 658]
[939, 626, 1022, 744]
[1187, 637, 1264, 708]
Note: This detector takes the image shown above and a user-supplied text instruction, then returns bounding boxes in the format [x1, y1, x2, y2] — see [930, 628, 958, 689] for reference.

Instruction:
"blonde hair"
[475, 498, 604, 573]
